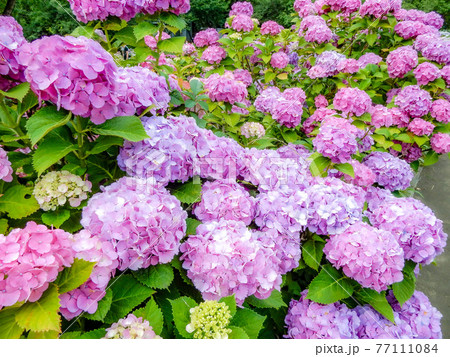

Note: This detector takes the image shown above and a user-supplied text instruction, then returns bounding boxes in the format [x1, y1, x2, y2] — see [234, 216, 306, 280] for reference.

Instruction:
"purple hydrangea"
[386, 46, 418, 79]
[0, 146, 13, 182]
[430, 99, 450, 123]
[394, 85, 432, 118]
[204, 72, 248, 104]
[315, 50, 346, 77]
[357, 52, 382, 68]
[271, 98, 303, 128]
[254, 87, 281, 113]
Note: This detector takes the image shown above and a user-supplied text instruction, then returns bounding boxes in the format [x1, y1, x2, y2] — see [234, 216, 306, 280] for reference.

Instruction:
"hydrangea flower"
[314, 95, 328, 108]
[395, 21, 438, 40]
[81, 177, 187, 271]
[186, 301, 232, 339]
[0, 146, 13, 182]
[0, 222, 74, 309]
[390, 107, 410, 128]
[370, 105, 394, 128]
[442, 66, 450, 86]
[261, 21, 283, 36]
[357, 52, 382, 68]
[430, 99, 450, 123]
[229, 1, 253, 16]
[271, 98, 303, 128]
[233, 69, 253, 86]
[194, 180, 256, 225]
[395, 85, 432, 118]
[386, 46, 418, 79]
[324, 222, 405, 292]
[231, 14, 254, 32]
[194, 28, 219, 48]
[315, 50, 346, 77]
[343, 160, 376, 187]
[254, 87, 281, 113]
[294, 0, 315, 17]
[271, 51, 289, 69]
[413, 62, 441, 86]
[407, 118, 435, 136]
[431, 133, 450, 154]
[337, 58, 360, 74]
[299, 15, 326, 31]
[421, 38, 450, 65]
[303, 108, 337, 135]
[33, 171, 92, 211]
[359, 0, 391, 18]
[240, 122, 265, 138]
[369, 196, 447, 265]
[144, 31, 170, 50]
[326, 0, 361, 14]
[180, 220, 282, 304]
[304, 24, 332, 44]
[333, 87, 372, 117]
[104, 314, 161, 339]
[183, 42, 196, 55]
[204, 73, 248, 104]
[201, 45, 226, 64]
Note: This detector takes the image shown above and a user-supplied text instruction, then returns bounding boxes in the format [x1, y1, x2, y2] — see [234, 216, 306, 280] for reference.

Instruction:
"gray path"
[414, 157, 450, 338]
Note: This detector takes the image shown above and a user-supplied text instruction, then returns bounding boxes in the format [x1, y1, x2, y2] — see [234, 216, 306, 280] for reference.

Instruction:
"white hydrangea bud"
[104, 314, 161, 339]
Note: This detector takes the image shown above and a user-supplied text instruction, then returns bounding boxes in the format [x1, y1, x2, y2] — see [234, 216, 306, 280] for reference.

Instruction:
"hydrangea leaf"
[230, 308, 266, 339]
[423, 151, 439, 167]
[133, 264, 174, 290]
[27, 330, 59, 339]
[59, 331, 82, 339]
[228, 326, 249, 339]
[157, 37, 186, 53]
[134, 297, 164, 335]
[77, 328, 107, 339]
[307, 264, 355, 304]
[185, 218, 201, 236]
[85, 289, 113, 322]
[392, 261, 417, 307]
[302, 239, 325, 271]
[310, 156, 331, 177]
[86, 136, 124, 155]
[354, 288, 395, 323]
[334, 163, 355, 178]
[25, 107, 71, 146]
[91, 116, 149, 142]
[169, 296, 197, 339]
[246, 290, 286, 309]
[104, 275, 155, 324]
[41, 209, 71, 229]
[54, 258, 96, 294]
[133, 22, 159, 41]
[32, 136, 78, 176]
[171, 180, 202, 204]
[0, 82, 30, 101]
[0, 307, 24, 339]
[160, 13, 186, 32]
[0, 185, 40, 219]
[15, 284, 61, 332]
[0, 218, 8, 235]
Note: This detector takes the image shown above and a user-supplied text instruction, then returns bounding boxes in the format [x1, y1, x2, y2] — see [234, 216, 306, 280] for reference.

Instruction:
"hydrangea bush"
[0, 0, 448, 339]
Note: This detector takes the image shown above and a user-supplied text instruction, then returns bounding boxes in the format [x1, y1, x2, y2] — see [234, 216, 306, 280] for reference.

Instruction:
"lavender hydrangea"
[271, 98, 303, 128]
[394, 85, 432, 118]
[0, 146, 13, 182]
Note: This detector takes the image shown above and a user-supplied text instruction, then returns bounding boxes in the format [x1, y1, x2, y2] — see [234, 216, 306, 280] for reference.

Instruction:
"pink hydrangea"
[337, 58, 360, 74]
[326, 0, 361, 14]
[395, 21, 438, 40]
[81, 177, 187, 271]
[194, 28, 219, 48]
[231, 14, 254, 32]
[180, 220, 282, 304]
[324, 222, 404, 292]
[431, 133, 450, 154]
[204, 72, 248, 104]
[260, 21, 283, 36]
[229, 1, 253, 17]
[294, 0, 316, 17]
[363, 151, 413, 191]
[144, 31, 170, 50]
[233, 69, 253, 86]
[0, 222, 74, 309]
[395, 85, 432, 117]
[414, 62, 441, 86]
[254, 87, 281, 113]
[0, 16, 26, 87]
[424, 11, 444, 29]
[369, 197, 447, 265]
[441, 65, 450, 85]
[240, 122, 265, 138]
[413, 33, 440, 53]
[304, 24, 332, 44]
[201, 45, 226, 64]
[282, 87, 306, 104]
[303, 108, 337, 135]
[307, 65, 327, 79]
[430, 99, 450, 123]
[357, 52, 382, 68]
[0, 146, 13, 182]
[343, 160, 376, 187]
[390, 107, 410, 127]
[333, 87, 372, 117]
[386, 46, 418, 79]
[193, 180, 256, 225]
[270, 51, 290, 69]
[359, 0, 391, 18]
[271, 98, 303, 128]
[314, 95, 328, 108]
[408, 118, 435, 136]
[183, 42, 196, 55]
[421, 39, 450, 65]
[370, 105, 394, 128]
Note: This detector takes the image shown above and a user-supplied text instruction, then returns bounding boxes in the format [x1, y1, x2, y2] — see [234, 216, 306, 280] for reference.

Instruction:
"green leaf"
[189, 78, 203, 96]
[92, 116, 149, 142]
[87, 136, 124, 155]
[392, 261, 416, 307]
[0, 218, 8, 235]
[133, 22, 159, 41]
[395, 133, 414, 144]
[366, 33, 378, 46]
[170, 296, 197, 339]
[134, 297, 164, 335]
[230, 308, 265, 339]
[413, 135, 429, 147]
[264, 70, 276, 83]
[354, 288, 395, 323]
[172, 180, 202, 204]
[27, 330, 59, 339]
[114, 26, 137, 47]
[17, 90, 38, 118]
[0, 82, 30, 101]
[423, 151, 439, 166]
[33, 136, 77, 176]
[219, 295, 237, 317]
[133, 264, 174, 290]
[77, 328, 106, 339]
[434, 78, 446, 90]
[54, 259, 96, 294]
[104, 275, 155, 324]
[228, 326, 249, 339]
[246, 290, 286, 309]
[41, 210, 70, 229]
[309, 155, 331, 177]
[157, 37, 186, 53]
[307, 264, 355, 304]
[160, 13, 186, 32]
[59, 331, 82, 339]
[25, 107, 71, 146]
[0, 185, 40, 219]
[85, 289, 113, 322]
[0, 307, 24, 339]
[302, 239, 325, 271]
[186, 218, 201, 236]
[334, 163, 355, 178]
[15, 284, 61, 332]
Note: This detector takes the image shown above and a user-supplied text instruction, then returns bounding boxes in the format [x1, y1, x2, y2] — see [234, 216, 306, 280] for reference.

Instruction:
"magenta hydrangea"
[343, 160, 376, 187]
[261, 21, 283, 36]
[414, 62, 441, 86]
[314, 95, 328, 108]
[81, 177, 187, 271]
[304, 24, 332, 44]
[194, 28, 219, 48]
[370, 105, 394, 128]
[431, 132, 450, 154]
[271, 51, 290, 69]
[231, 14, 254, 32]
[180, 220, 282, 304]
[183, 42, 196, 55]
[337, 58, 360, 74]
[390, 107, 410, 128]
[407, 118, 435, 136]
[294, 0, 315, 17]
[395, 21, 438, 40]
[442, 66, 450, 85]
[204, 72, 248, 104]
[326, 0, 361, 14]
[201, 45, 226, 64]
[271, 98, 303, 128]
[193, 180, 256, 225]
[0, 146, 13, 182]
[333, 87, 372, 117]
[0, 222, 74, 309]
[386, 46, 418, 79]
[369, 196, 447, 265]
[359, 0, 391, 18]
[430, 99, 450, 123]
[324, 221, 404, 292]
[229, 1, 253, 16]
[395, 85, 432, 118]
[357, 52, 382, 68]
[233, 69, 253, 86]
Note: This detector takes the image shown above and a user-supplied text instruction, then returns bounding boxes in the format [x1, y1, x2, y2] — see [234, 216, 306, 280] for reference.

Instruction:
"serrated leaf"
[307, 264, 355, 304]
[228, 326, 249, 339]
[354, 288, 395, 323]
[309, 156, 331, 177]
[246, 290, 286, 309]
[54, 259, 96, 294]
[186, 218, 201, 236]
[77, 328, 106, 339]
[171, 180, 202, 204]
[0, 82, 30, 101]
[413, 135, 429, 147]
[59, 331, 82, 339]
[85, 289, 113, 322]
[15, 284, 61, 332]
[230, 308, 265, 339]
[334, 163, 355, 178]
[133, 264, 174, 290]
[219, 295, 237, 316]
[0, 218, 8, 235]
[366, 33, 378, 46]
[133, 22, 159, 41]
[27, 330, 59, 339]
[41, 210, 70, 229]
[114, 26, 137, 47]
[264, 70, 276, 83]
[104, 275, 155, 324]
[134, 297, 164, 335]
[0, 185, 40, 219]
[91, 116, 149, 142]
[87, 136, 124, 155]
[0, 307, 24, 338]
[157, 37, 186, 53]
[392, 261, 416, 307]
[170, 296, 197, 339]
[33, 136, 77, 175]
[25, 107, 71, 146]
[302, 239, 325, 271]
[160, 13, 186, 32]
[189, 78, 203, 96]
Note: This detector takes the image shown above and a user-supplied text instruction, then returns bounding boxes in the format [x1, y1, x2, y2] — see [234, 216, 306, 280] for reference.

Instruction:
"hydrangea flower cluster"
[431, 133, 450, 154]
[333, 87, 372, 117]
[408, 118, 435, 136]
[395, 85, 433, 118]
[193, 180, 256, 225]
[104, 314, 161, 339]
[370, 105, 394, 128]
[271, 98, 303, 128]
[369, 197, 447, 265]
[254, 87, 281, 113]
[363, 151, 414, 191]
[0, 146, 13, 182]
[430, 99, 450, 123]
[357, 52, 382, 68]
[359, 0, 391, 18]
[343, 160, 376, 187]
[204, 72, 248, 104]
[0, 222, 74, 309]
[194, 28, 219, 48]
[33, 171, 92, 211]
[186, 301, 232, 339]
[324, 222, 405, 292]
[337, 58, 360, 74]
[395, 21, 438, 40]
[231, 14, 255, 32]
[240, 122, 265, 138]
[260, 21, 283, 36]
[309, 50, 346, 78]
[144, 31, 170, 50]
[386, 46, 418, 79]
[229, 1, 253, 16]
[180, 220, 282, 304]
[201, 45, 227, 64]
[81, 176, 187, 271]
[271, 51, 289, 69]
[413, 62, 441, 85]
[18, 35, 120, 125]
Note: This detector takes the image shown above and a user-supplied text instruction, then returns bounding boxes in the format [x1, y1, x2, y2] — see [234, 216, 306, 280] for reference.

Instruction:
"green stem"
[72, 116, 87, 168]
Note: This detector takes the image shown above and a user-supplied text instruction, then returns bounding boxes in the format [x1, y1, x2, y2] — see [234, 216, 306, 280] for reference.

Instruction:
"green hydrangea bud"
[186, 300, 232, 339]
[33, 170, 92, 211]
